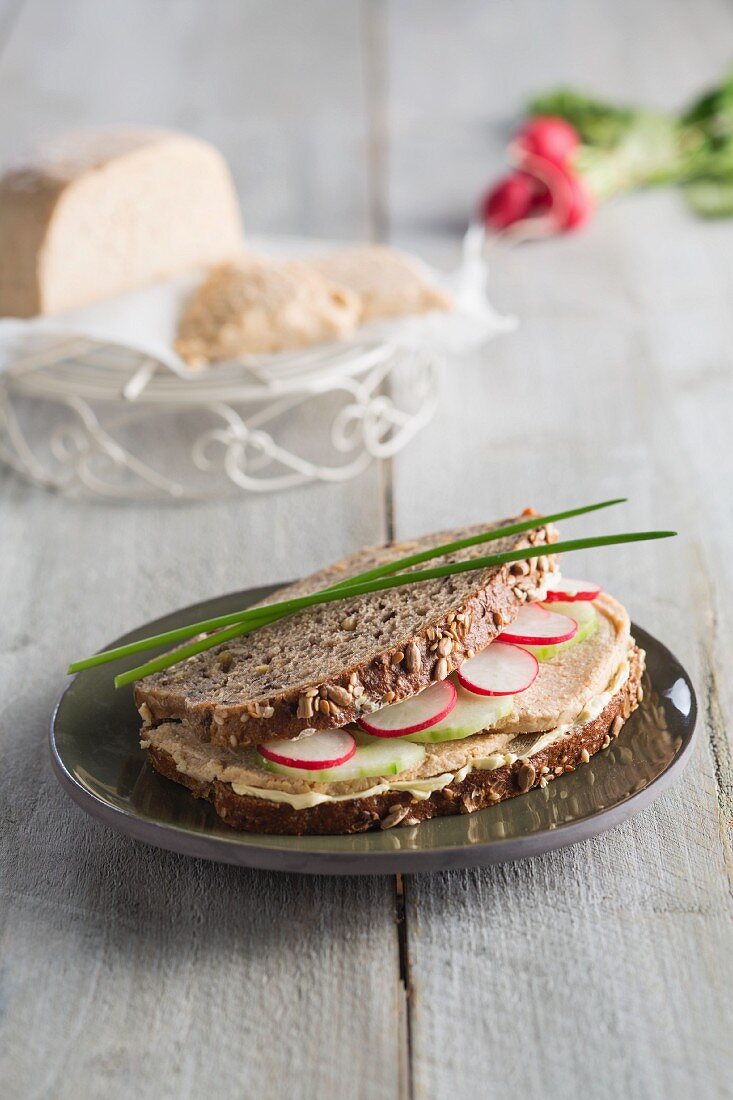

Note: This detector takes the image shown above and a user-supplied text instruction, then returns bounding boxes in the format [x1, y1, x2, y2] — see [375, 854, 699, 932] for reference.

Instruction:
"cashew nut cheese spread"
[141, 594, 633, 809]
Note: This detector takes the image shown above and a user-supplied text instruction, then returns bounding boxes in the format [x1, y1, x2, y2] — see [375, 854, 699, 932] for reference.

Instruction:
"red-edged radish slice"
[457, 642, 539, 697]
[543, 578, 602, 603]
[358, 679, 457, 738]
[499, 603, 578, 646]
[258, 729, 356, 771]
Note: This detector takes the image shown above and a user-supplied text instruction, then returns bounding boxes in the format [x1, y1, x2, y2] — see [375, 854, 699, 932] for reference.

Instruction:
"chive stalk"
[69, 497, 624, 675]
[112, 529, 675, 688]
[321, 497, 627, 593]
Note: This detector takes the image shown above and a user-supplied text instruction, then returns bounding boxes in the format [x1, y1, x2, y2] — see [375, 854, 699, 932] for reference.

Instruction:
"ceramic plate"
[50, 585, 697, 875]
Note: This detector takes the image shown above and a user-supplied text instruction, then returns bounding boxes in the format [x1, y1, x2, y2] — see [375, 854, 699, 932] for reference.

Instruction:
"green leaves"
[682, 68, 733, 138]
[527, 89, 636, 148]
[528, 68, 733, 216]
[684, 178, 733, 218]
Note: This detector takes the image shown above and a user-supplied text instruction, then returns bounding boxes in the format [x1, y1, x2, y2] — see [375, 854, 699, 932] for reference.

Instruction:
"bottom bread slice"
[145, 644, 645, 836]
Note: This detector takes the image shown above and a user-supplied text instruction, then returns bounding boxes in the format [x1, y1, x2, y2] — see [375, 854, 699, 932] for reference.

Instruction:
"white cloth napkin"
[0, 229, 514, 380]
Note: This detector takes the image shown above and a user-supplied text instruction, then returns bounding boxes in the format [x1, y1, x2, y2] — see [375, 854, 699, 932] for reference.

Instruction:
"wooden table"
[1, 2, 731, 1097]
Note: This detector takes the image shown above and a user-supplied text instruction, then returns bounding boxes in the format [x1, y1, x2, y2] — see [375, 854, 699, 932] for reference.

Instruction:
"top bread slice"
[134, 518, 558, 748]
[309, 245, 453, 320]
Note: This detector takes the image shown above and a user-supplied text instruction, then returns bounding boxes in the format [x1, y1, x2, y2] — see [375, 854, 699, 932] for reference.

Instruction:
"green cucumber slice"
[404, 684, 514, 744]
[524, 600, 598, 662]
[258, 735, 425, 782]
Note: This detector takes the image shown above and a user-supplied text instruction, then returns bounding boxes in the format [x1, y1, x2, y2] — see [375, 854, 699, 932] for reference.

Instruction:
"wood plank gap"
[693, 539, 733, 889]
[395, 872, 415, 1100]
[361, 0, 389, 242]
[381, 454, 395, 543]
[0, 0, 24, 58]
[362, 0, 395, 543]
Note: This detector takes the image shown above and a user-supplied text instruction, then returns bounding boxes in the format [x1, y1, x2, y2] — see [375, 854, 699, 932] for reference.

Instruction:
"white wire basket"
[0, 332, 442, 499]
[0, 230, 511, 500]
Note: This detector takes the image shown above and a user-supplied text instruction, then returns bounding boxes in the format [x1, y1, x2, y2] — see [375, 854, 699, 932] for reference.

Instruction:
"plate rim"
[49, 593, 698, 876]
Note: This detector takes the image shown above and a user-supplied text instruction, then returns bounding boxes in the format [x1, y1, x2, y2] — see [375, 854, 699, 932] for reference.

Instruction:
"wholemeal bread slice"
[134, 518, 559, 748]
[144, 641, 644, 835]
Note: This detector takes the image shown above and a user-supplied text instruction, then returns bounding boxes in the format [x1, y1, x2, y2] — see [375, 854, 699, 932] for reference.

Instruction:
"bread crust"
[145, 644, 644, 836]
[135, 521, 558, 748]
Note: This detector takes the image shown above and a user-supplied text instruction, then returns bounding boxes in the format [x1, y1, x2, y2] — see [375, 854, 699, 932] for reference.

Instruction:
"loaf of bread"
[0, 128, 244, 317]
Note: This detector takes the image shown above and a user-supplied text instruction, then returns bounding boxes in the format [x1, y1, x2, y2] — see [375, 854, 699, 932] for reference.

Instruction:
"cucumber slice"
[524, 600, 598, 661]
[404, 684, 514, 744]
[258, 735, 425, 782]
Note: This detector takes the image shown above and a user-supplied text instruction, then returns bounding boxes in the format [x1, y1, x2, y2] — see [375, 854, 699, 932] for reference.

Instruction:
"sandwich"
[121, 510, 653, 835]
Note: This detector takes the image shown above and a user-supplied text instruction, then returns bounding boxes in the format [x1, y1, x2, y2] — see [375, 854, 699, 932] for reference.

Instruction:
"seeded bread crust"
[145, 643, 644, 836]
[134, 519, 558, 749]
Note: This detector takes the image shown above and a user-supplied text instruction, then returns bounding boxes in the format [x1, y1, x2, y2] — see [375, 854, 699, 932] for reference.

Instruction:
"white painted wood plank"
[0, 455, 398, 1100]
[397, 222, 733, 1100]
[0, 0, 20, 46]
[384, 1, 733, 1095]
[0, 2, 400, 1098]
[0, 0, 373, 239]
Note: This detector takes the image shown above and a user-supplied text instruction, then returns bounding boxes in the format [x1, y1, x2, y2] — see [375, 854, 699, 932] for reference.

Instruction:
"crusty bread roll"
[310, 244, 452, 320]
[174, 256, 361, 365]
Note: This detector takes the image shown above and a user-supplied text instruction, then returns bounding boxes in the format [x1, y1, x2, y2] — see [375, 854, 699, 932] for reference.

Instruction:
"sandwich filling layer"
[142, 594, 632, 810]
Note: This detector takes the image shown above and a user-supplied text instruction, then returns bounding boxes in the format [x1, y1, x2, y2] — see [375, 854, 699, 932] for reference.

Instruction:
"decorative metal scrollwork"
[0, 335, 441, 499]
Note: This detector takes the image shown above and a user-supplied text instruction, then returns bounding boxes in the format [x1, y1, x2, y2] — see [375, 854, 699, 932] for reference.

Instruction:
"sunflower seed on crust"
[434, 657, 449, 681]
[405, 642, 422, 674]
[516, 762, 536, 793]
[327, 685, 352, 708]
[381, 805, 410, 829]
[297, 695, 314, 720]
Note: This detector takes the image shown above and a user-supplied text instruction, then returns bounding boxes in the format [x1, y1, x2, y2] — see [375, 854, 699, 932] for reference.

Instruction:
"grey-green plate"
[50, 586, 697, 875]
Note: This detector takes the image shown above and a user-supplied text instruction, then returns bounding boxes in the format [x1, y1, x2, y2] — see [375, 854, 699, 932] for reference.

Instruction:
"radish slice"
[525, 600, 597, 662]
[543, 578, 602, 603]
[457, 642, 539, 697]
[258, 729, 356, 771]
[405, 687, 513, 744]
[358, 679, 457, 738]
[499, 603, 578, 646]
[260, 735, 425, 783]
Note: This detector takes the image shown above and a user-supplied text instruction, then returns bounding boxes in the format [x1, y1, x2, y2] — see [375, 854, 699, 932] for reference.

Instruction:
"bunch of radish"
[481, 116, 593, 236]
[257, 577, 603, 776]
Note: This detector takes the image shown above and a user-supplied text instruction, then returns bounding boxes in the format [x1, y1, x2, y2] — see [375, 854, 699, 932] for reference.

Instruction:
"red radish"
[558, 170, 593, 230]
[499, 604, 578, 646]
[481, 172, 534, 230]
[528, 178, 552, 215]
[358, 679, 457, 738]
[258, 729, 356, 771]
[511, 150, 593, 233]
[457, 642, 538, 697]
[543, 578, 602, 603]
[515, 116, 580, 166]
